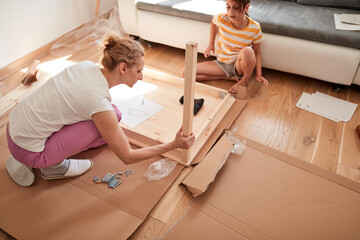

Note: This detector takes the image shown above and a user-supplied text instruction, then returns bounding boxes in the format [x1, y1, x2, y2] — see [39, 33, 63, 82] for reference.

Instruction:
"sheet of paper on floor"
[334, 14, 360, 30]
[110, 81, 163, 128]
[296, 91, 358, 122]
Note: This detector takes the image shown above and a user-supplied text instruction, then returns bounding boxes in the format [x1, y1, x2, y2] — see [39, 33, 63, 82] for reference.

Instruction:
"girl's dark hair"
[101, 33, 144, 71]
[235, 0, 250, 15]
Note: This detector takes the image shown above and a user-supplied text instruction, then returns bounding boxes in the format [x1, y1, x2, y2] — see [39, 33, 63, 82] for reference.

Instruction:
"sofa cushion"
[136, 0, 360, 49]
[297, 0, 360, 10]
[250, 0, 360, 49]
[136, 0, 225, 23]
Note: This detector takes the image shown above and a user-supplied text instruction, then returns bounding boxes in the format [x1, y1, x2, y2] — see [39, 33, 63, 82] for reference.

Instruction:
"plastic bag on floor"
[144, 159, 178, 181]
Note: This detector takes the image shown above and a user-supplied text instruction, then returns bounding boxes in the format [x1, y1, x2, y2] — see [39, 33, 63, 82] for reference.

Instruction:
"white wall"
[0, 0, 117, 69]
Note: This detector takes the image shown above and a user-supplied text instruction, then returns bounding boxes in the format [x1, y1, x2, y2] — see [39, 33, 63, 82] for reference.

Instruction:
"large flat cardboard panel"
[164, 146, 360, 240]
[0, 144, 184, 239]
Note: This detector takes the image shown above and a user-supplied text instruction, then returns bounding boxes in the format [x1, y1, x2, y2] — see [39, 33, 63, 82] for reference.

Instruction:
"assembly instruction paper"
[296, 91, 357, 122]
[110, 81, 163, 128]
[334, 14, 360, 31]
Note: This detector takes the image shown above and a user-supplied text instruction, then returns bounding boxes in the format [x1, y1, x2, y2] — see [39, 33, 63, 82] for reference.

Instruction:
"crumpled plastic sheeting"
[226, 127, 246, 155]
[144, 159, 178, 181]
[50, 6, 125, 56]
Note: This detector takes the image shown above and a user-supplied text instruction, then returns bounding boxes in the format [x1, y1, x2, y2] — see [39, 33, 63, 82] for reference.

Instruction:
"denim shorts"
[214, 60, 242, 79]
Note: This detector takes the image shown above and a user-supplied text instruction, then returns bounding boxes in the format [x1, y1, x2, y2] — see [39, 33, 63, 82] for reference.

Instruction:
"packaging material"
[226, 127, 246, 155]
[182, 134, 234, 197]
[144, 158, 178, 181]
[50, 6, 125, 57]
[0, 144, 184, 239]
[165, 143, 360, 240]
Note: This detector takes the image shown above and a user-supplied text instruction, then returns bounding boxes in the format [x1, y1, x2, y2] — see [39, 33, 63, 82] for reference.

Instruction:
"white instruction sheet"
[296, 91, 358, 122]
[334, 14, 360, 30]
[110, 81, 163, 128]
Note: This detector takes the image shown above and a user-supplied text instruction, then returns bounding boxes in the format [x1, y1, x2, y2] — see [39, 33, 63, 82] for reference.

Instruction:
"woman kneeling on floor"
[6, 34, 195, 187]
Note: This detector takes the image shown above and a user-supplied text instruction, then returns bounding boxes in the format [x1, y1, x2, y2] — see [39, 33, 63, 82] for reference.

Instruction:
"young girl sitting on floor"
[196, 0, 269, 94]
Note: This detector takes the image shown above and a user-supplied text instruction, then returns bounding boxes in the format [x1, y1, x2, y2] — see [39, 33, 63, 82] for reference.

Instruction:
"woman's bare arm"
[92, 110, 195, 164]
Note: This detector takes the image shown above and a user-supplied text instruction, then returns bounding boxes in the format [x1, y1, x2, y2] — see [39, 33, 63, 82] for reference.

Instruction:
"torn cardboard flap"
[182, 134, 234, 197]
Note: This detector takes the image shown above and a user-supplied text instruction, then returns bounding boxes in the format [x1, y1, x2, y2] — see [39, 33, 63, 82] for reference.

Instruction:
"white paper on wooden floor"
[296, 91, 358, 122]
[110, 81, 163, 128]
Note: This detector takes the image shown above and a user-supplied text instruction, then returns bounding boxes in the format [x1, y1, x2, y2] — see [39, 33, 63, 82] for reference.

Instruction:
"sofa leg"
[129, 35, 140, 41]
[145, 41, 154, 48]
[333, 84, 347, 93]
[355, 85, 360, 94]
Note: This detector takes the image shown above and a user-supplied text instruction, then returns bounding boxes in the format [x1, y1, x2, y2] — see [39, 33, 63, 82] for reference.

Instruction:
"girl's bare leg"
[193, 61, 227, 81]
[229, 47, 256, 94]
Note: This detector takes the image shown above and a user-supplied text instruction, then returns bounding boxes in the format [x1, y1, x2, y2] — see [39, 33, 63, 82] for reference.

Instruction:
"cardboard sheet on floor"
[0, 144, 184, 240]
[164, 144, 360, 240]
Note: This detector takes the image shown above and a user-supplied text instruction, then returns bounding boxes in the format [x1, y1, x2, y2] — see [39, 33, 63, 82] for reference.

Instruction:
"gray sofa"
[118, 0, 360, 86]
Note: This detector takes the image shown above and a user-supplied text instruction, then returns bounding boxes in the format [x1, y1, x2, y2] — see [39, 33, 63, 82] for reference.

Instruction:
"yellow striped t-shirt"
[213, 13, 263, 64]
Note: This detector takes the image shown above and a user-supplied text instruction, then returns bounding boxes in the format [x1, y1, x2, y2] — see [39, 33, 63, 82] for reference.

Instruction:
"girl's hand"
[173, 126, 195, 149]
[256, 76, 269, 87]
[204, 45, 214, 58]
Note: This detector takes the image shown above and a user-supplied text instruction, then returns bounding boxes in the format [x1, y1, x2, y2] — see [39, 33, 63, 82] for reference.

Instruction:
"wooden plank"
[311, 117, 343, 173]
[149, 167, 192, 223]
[182, 42, 198, 163]
[156, 190, 193, 238]
[191, 99, 246, 165]
[336, 164, 360, 182]
[188, 94, 234, 161]
[123, 95, 237, 166]
[311, 87, 347, 173]
[142, 66, 225, 97]
[128, 217, 164, 240]
[338, 85, 360, 167]
[235, 85, 247, 99]
[283, 77, 329, 163]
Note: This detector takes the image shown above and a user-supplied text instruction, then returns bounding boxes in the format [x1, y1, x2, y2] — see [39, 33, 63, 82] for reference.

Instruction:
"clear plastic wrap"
[144, 159, 178, 181]
[50, 6, 125, 57]
[226, 127, 246, 155]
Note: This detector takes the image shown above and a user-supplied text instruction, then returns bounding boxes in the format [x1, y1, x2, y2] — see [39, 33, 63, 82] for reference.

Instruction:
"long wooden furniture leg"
[181, 42, 198, 163]
[95, 0, 100, 18]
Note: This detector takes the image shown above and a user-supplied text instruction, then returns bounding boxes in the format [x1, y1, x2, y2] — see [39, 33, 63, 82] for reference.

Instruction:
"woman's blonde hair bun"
[101, 33, 144, 70]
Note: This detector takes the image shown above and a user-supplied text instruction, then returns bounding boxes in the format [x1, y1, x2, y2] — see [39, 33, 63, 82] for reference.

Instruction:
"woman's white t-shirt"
[9, 61, 114, 152]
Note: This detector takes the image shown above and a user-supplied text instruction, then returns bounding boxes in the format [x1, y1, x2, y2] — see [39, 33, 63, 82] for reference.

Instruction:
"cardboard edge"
[240, 136, 360, 194]
[182, 135, 234, 197]
[191, 99, 247, 165]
